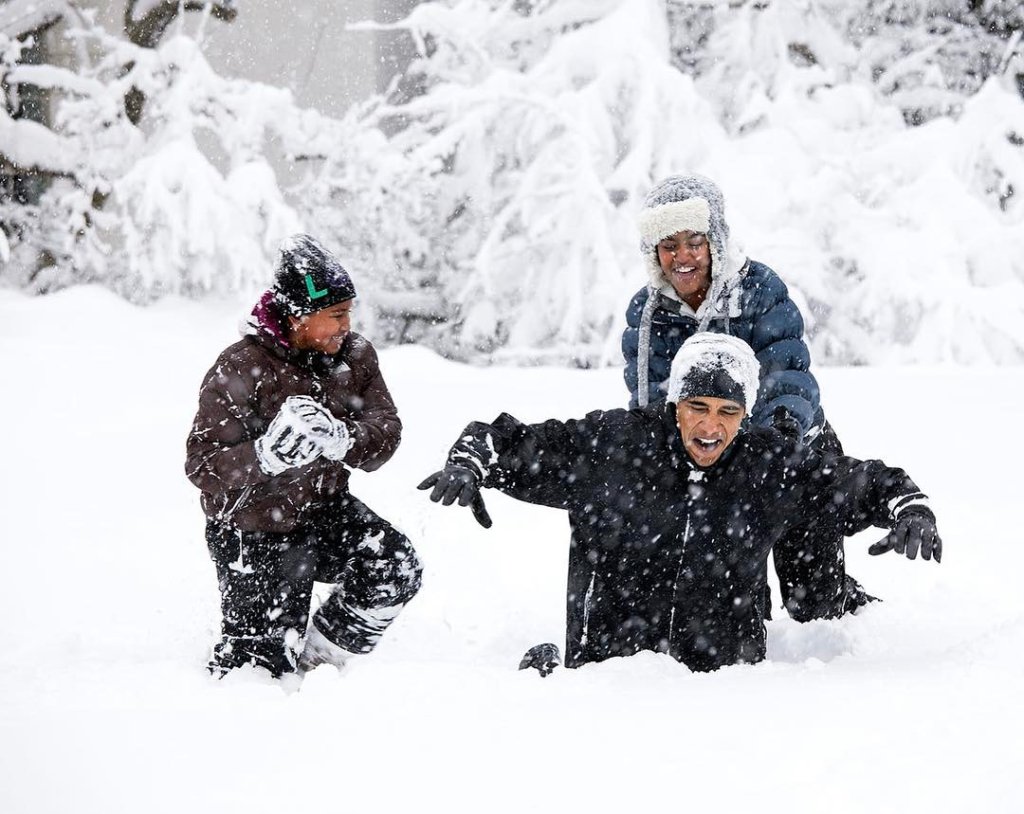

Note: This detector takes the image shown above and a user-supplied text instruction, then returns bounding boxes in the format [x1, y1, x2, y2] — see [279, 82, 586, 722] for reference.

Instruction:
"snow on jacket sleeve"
[779, 437, 928, 535]
[336, 337, 401, 473]
[185, 354, 277, 494]
[738, 263, 821, 433]
[446, 411, 606, 510]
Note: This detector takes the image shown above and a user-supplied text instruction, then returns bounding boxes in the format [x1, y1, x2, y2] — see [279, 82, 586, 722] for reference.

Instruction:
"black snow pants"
[206, 494, 422, 677]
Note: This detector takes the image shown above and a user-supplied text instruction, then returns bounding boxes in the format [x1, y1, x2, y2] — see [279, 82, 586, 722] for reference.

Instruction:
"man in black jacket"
[420, 333, 940, 672]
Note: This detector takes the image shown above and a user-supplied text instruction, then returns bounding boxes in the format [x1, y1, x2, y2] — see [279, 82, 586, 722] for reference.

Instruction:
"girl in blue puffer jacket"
[623, 173, 826, 440]
[621, 174, 874, 617]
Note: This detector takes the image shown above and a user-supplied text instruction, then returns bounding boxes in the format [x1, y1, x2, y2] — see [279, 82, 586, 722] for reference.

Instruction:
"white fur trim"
[638, 199, 711, 245]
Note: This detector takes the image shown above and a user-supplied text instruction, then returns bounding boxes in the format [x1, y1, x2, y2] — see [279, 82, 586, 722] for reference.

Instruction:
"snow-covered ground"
[2, 285, 1021, 813]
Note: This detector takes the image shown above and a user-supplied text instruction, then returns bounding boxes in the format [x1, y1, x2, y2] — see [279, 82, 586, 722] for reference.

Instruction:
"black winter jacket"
[447, 404, 924, 672]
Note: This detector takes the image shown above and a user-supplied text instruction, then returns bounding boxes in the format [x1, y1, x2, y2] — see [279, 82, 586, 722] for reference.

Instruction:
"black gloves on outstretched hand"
[869, 506, 942, 562]
[418, 465, 493, 528]
[771, 406, 803, 442]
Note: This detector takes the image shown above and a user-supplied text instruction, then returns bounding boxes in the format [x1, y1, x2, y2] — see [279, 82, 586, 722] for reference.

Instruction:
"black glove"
[771, 406, 803, 442]
[869, 506, 942, 562]
[417, 464, 493, 528]
[519, 642, 561, 677]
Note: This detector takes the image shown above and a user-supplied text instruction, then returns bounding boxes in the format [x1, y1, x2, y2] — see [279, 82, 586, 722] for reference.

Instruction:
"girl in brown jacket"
[186, 235, 421, 679]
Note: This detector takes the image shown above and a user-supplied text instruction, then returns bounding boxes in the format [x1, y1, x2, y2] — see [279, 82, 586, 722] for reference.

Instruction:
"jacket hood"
[243, 290, 292, 348]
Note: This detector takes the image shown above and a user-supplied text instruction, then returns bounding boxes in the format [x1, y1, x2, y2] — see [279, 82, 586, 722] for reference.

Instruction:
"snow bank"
[0, 287, 1021, 813]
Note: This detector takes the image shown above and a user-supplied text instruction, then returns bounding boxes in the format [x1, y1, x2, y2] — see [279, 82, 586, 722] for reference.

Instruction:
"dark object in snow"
[418, 464, 492, 528]
[519, 643, 562, 677]
[273, 234, 356, 317]
[869, 504, 942, 562]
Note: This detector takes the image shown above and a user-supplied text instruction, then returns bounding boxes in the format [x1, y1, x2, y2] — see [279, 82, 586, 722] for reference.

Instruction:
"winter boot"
[519, 642, 561, 677]
[208, 635, 297, 679]
[297, 624, 357, 674]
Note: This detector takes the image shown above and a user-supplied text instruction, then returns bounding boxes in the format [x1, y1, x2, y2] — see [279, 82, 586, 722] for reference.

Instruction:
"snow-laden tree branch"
[124, 0, 237, 48]
[308, 0, 1024, 364]
[0, 21, 329, 298]
[3, 0, 1023, 364]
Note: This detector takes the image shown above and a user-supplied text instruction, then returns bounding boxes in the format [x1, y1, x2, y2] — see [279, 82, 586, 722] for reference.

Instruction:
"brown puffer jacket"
[185, 308, 401, 532]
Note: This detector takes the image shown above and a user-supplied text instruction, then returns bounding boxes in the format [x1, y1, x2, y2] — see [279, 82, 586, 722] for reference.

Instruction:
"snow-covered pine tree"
[657, 0, 1024, 362]
[311, 0, 1024, 364]
[1, 8, 330, 301]
[304, 0, 731, 365]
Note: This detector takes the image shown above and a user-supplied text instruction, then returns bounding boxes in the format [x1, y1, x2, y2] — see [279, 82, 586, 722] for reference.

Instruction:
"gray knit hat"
[636, 174, 731, 289]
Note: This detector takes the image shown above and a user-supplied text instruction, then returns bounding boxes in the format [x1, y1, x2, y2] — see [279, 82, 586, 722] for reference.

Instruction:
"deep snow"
[1, 286, 1022, 813]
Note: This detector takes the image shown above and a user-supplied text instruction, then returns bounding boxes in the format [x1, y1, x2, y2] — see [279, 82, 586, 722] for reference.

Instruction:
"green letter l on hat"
[305, 273, 328, 300]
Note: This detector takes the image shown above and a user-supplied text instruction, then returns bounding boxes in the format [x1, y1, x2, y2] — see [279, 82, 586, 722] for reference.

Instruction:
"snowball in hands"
[288, 395, 353, 462]
[255, 395, 350, 475]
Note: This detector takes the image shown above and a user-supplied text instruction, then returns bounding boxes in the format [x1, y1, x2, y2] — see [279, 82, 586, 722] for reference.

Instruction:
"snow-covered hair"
[636, 174, 747, 296]
[666, 332, 761, 413]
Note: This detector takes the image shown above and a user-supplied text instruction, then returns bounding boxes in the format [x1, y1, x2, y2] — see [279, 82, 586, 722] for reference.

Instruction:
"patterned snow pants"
[206, 494, 422, 677]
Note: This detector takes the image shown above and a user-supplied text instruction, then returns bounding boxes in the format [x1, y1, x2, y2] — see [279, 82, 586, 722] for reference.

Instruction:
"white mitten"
[255, 396, 328, 475]
[285, 395, 352, 463]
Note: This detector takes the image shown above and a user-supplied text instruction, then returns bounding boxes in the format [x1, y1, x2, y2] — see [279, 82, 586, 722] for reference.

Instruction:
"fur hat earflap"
[637, 174, 745, 297]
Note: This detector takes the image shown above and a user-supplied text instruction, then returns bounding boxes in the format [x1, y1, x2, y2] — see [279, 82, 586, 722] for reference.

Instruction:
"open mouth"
[692, 437, 722, 453]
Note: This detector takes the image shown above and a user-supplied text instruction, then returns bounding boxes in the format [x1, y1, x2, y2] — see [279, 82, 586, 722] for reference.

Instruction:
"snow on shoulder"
[666, 332, 761, 413]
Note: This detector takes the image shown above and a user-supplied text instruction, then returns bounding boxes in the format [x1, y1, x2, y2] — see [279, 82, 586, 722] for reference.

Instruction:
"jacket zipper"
[668, 513, 692, 643]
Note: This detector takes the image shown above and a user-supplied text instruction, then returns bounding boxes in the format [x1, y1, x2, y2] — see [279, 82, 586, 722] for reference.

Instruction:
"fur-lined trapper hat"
[636, 174, 747, 301]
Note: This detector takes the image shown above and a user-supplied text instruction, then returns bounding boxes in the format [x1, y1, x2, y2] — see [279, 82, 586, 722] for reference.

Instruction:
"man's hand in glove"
[868, 506, 942, 562]
[417, 464, 492, 528]
[771, 406, 803, 442]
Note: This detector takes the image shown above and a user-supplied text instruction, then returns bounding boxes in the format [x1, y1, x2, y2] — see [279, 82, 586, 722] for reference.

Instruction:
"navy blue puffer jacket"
[622, 260, 825, 434]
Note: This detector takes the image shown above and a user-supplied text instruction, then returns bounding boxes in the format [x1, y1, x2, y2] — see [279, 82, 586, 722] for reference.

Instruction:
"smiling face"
[657, 231, 712, 309]
[287, 299, 353, 355]
[676, 396, 745, 467]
